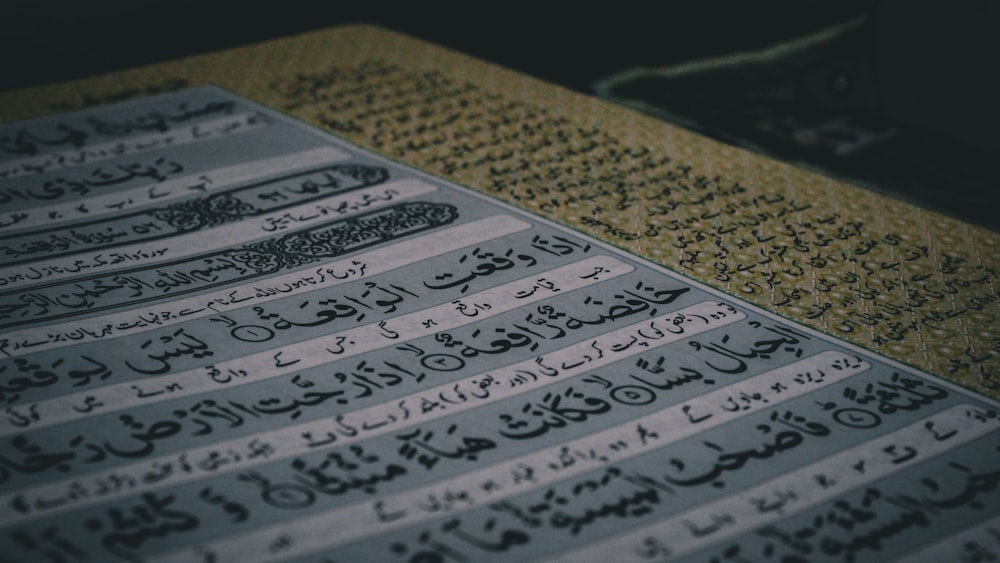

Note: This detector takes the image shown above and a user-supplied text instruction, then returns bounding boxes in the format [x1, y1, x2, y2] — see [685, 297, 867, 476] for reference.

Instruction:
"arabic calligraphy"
[0, 201, 459, 327]
[1, 85, 997, 563]
[0, 163, 397, 264]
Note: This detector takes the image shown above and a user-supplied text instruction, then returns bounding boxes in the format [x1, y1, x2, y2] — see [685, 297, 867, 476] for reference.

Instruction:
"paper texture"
[1, 26, 998, 397]
[0, 83, 998, 562]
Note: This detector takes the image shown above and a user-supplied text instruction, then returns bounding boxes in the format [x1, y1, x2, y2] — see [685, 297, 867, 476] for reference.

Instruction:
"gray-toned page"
[0, 86, 996, 563]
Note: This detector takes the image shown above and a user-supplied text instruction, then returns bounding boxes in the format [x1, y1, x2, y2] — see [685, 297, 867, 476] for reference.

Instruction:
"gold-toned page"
[2, 24, 997, 397]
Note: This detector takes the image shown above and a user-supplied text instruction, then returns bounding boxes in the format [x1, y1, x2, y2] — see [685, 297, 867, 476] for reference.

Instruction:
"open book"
[1, 26, 998, 562]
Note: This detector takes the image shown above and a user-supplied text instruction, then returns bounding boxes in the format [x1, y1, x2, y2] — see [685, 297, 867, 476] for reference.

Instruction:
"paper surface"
[1, 86, 998, 562]
[3, 25, 999, 400]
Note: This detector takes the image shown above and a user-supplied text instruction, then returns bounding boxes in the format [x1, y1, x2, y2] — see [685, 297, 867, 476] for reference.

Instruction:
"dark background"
[2, 1, 997, 228]
[0, 1, 871, 94]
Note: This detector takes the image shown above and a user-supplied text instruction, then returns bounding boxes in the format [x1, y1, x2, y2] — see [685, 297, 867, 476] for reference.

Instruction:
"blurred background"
[1, 0, 996, 229]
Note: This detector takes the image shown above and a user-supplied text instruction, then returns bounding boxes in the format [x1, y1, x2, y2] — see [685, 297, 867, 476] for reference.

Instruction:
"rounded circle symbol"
[832, 407, 881, 429]
[262, 484, 315, 510]
[231, 325, 275, 343]
[609, 385, 656, 406]
[420, 353, 465, 372]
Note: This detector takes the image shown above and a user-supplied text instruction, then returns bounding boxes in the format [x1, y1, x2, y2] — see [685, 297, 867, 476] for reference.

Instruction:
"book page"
[1, 86, 997, 562]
